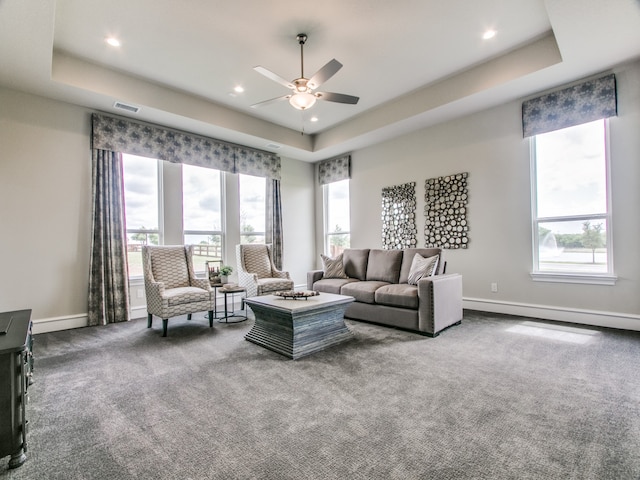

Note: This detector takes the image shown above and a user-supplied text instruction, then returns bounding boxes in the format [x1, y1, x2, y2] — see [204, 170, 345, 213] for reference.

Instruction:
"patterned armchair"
[236, 244, 294, 298]
[142, 245, 215, 337]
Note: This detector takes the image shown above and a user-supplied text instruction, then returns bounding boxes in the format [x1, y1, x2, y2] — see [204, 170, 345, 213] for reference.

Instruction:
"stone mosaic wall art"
[424, 173, 469, 249]
[381, 182, 417, 249]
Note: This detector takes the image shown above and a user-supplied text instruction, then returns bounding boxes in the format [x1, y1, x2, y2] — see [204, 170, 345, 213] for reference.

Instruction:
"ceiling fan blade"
[307, 59, 342, 90]
[250, 95, 291, 108]
[253, 66, 294, 89]
[315, 91, 359, 105]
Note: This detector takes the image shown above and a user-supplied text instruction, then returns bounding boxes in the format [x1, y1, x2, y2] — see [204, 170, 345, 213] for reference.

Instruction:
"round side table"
[219, 287, 248, 323]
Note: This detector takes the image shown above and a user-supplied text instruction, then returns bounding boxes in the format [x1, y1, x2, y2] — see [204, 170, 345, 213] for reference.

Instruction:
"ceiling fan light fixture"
[289, 92, 316, 110]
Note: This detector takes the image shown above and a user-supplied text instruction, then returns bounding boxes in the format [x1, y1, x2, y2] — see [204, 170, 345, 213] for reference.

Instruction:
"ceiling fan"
[251, 33, 359, 111]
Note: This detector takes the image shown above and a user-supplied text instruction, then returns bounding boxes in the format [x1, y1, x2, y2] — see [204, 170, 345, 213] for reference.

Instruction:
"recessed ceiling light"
[482, 29, 497, 40]
[234, 86, 244, 93]
[106, 37, 121, 47]
[310, 116, 319, 122]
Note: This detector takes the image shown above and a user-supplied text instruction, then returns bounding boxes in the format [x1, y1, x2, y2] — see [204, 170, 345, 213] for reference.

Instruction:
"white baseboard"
[32, 313, 88, 334]
[464, 297, 640, 331]
[130, 305, 148, 320]
[32, 298, 640, 334]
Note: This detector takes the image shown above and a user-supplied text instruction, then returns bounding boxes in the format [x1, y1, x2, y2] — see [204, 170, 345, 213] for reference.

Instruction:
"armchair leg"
[162, 319, 168, 337]
[147, 313, 152, 328]
[187, 313, 192, 320]
[208, 310, 214, 327]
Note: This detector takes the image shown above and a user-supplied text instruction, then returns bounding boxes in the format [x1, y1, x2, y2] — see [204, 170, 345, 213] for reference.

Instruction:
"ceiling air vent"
[113, 101, 141, 113]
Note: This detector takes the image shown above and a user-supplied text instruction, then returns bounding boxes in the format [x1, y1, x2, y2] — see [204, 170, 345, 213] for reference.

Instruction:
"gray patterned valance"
[522, 74, 617, 137]
[234, 147, 281, 181]
[91, 113, 280, 179]
[318, 155, 350, 185]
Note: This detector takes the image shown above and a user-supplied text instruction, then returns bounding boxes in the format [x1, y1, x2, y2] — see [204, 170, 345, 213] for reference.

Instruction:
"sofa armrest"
[417, 273, 463, 336]
[307, 270, 324, 289]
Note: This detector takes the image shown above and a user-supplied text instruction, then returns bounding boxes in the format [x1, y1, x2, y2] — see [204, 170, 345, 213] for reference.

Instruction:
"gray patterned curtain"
[265, 179, 284, 269]
[318, 154, 350, 185]
[88, 149, 131, 325]
[522, 73, 617, 137]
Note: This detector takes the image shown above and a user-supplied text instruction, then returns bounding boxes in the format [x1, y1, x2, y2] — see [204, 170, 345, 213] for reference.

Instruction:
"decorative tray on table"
[273, 290, 320, 300]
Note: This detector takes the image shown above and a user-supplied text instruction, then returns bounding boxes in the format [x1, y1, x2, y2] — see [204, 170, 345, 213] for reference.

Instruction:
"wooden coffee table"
[244, 293, 355, 359]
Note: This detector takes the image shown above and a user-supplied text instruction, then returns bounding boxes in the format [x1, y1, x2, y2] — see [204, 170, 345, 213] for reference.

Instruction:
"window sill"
[530, 272, 617, 286]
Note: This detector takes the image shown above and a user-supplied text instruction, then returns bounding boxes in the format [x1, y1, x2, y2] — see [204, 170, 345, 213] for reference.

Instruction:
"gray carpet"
[2, 311, 639, 479]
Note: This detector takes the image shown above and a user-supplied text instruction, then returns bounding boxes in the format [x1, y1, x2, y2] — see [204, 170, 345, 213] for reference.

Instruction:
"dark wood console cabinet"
[0, 309, 33, 469]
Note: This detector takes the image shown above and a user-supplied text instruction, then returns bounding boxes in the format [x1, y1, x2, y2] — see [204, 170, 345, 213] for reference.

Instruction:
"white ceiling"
[1, 0, 639, 161]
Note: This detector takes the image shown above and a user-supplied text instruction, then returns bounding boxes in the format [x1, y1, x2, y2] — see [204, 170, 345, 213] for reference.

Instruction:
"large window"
[182, 164, 223, 273]
[122, 155, 226, 277]
[531, 119, 613, 280]
[324, 179, 350, 256]
[122, 154, 161, 277]
[239, 174, 266, 244]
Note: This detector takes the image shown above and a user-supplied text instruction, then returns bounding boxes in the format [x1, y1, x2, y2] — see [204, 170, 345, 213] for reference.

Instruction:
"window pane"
[240, 234, 265, 244]
[324, 180, 350, 255]
[183, 164, 222, 231]
[122, 154, 160, 277]
[538, 219, 607, 273]
[327, 233, 350, 257]
[239, 174, 266, 242]
[327, 179, 350, 233]
[185, 234, 222, 273]
[122, 154, 159, 230]
[535, 120, 607, 218]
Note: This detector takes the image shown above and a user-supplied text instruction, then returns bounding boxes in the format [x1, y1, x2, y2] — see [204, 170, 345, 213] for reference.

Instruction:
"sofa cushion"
[375, 284, 419, 309]
[343, 249, 370, 280]
[340, 281, 389, 304]
[366, 249, 403, 283]
[164, 287, 210, 306]
[313, 278, 359, 295]
[320, 253, 348, 278]
[399, 248, 443, 283]
[407, 253, 439, 285]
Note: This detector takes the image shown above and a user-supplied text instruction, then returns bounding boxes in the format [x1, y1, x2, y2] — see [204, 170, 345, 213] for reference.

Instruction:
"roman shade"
[522, 73, 617, 138]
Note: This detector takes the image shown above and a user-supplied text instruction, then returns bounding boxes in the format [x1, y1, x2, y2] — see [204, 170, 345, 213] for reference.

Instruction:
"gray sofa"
[307, 248, 463, 337]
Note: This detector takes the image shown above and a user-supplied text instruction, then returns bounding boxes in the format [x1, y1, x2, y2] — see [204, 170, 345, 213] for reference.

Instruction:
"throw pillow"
[407, 253, 439, 285]
[321, 253, 348, 279]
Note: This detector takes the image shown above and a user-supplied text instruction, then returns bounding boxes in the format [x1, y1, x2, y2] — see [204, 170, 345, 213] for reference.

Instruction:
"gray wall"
[334, 60, 640, 327]
[0, 89, 92, 325]
[0, 87, 316, 331]
[2, 59, 639, 333]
